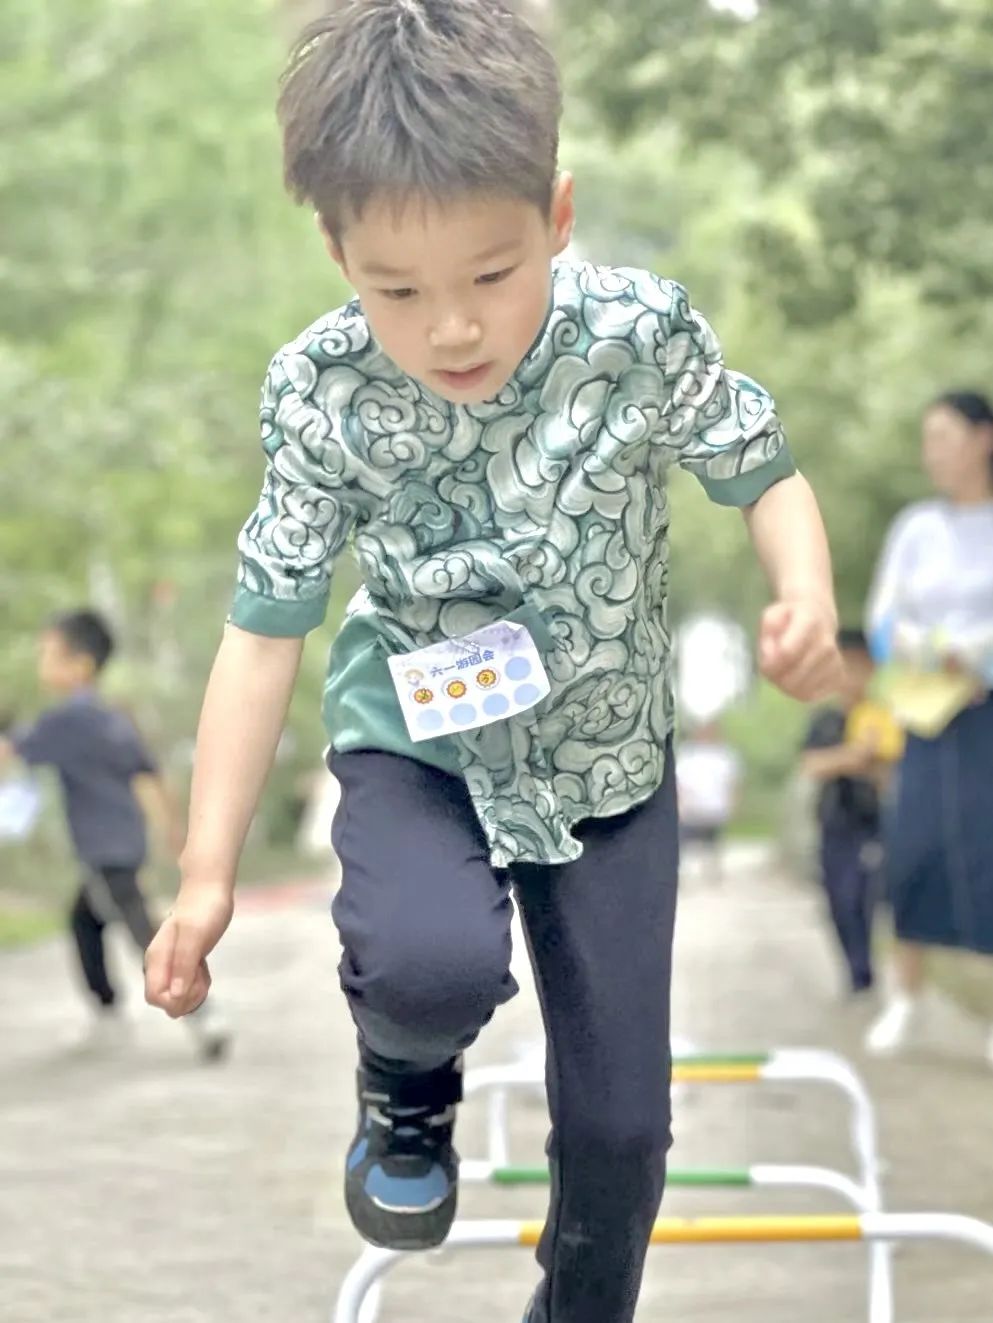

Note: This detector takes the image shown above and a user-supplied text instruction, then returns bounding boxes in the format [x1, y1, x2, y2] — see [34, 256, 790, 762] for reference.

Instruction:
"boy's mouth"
[435, 362, 493, 392]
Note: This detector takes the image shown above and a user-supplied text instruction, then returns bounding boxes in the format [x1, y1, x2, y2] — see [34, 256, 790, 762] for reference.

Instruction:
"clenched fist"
[758, 598, 844, 702]
[145, 883, 234, 1019]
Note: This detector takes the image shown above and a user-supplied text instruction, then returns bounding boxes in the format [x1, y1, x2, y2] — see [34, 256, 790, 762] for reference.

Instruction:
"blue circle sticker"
[482, 693, 510, 718]
[416, 709, 444, 734]
[450, 702, 478, 726]
[514, 683, 541, 708]
[505, 656, 532, 682]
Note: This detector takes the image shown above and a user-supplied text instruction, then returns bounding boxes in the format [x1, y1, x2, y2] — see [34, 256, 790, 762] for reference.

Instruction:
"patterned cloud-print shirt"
[231, 261, 795, 866]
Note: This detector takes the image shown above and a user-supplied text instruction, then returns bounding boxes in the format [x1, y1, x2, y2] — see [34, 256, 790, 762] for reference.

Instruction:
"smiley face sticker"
[386, 620, 550, 744]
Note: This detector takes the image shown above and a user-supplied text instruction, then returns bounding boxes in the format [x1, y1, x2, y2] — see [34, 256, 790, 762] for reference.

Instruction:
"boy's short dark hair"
[278, 0, 562, 237]
[837, 627, 869, 654]
[47, 610, 115, 672]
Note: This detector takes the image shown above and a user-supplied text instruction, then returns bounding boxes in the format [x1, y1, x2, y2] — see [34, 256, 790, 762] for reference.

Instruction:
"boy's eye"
[381, 287, 417, 301]
[476, 267, 516, 286]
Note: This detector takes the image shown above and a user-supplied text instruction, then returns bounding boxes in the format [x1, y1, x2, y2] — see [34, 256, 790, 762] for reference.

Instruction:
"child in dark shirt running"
[0, 609, 228, 1060]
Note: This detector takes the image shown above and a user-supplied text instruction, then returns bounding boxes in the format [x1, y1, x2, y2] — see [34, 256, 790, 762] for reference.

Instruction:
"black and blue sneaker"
[345, 1058, 461, 1250]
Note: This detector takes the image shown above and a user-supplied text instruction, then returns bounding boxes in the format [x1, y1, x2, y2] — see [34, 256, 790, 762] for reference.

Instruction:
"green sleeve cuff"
[697, 445, 797, 508]
[229, 585, 330, 637]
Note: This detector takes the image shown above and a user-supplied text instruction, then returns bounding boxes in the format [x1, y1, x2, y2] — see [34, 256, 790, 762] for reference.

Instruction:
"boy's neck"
[50, 680, 96, 701]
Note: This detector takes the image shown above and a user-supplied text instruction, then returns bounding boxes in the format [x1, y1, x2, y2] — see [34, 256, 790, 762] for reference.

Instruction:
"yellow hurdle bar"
[517, 1215, 864, 1248]
[672, 1064, 764, 1084]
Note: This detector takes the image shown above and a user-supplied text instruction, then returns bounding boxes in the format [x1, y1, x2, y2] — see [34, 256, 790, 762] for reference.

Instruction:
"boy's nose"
[429, 313, 483, 352]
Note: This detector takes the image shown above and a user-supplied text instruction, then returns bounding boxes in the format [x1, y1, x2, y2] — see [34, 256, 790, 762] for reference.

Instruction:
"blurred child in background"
[0, 609, 228, 1060]
[801, 628, 903, 998]
[676, 720, 742, 880]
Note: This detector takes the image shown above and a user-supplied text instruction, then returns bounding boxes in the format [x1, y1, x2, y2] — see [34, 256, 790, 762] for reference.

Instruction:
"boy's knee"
[564, 1091, 673, 1167]
[357, 928, 514, 1040]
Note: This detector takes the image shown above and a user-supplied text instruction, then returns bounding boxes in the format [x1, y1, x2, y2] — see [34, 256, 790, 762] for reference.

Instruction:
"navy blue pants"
[331, 750, 679, 1323]
[71, 866, 157, 1007]
[820, 825, 877, 993]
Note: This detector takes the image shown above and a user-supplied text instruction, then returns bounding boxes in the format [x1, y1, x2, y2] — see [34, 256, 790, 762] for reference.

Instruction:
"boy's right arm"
[800, 706, 878, 782]
[801, 742, 876, 782]
[144, 624, 305, 1018]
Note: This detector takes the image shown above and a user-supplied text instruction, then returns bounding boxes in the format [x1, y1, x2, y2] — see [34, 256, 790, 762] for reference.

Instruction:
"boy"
[675, 720, 742, 880]
[801, 629, 901, 998]
[144, 4, 842, 1319]
[0, 610, 227, 1061]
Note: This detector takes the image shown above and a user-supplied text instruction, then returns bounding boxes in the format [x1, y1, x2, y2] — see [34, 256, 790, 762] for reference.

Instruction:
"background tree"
[0, 0, 357, 735]
[3, 0, 990, 894]
[0, 0, 357, 889]
[557, 0, 993, 323]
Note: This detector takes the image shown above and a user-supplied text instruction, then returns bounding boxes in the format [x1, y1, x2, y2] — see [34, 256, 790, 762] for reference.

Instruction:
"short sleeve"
[230, 354, 360, 638]
[121, 716, 158, 776]
[657, 287, 796, 507]
[864, 505, 927, 661]
[10, 709, 71, 769]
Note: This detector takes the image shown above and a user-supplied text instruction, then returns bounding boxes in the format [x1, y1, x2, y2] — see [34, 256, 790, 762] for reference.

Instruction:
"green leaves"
[558, 0, 993, 320]
[0, 0, 350, 763]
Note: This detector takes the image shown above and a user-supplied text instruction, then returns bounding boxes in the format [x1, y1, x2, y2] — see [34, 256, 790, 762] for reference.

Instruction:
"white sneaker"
[184, 1000, 231, 1064]
[864, 995, 922, 1056]
[63, 1008, 132, 1055]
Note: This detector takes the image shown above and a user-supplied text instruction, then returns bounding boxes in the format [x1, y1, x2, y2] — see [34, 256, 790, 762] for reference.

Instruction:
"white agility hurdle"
[341, 1047, 902, 1323]
[462, 1047, 891, 1321]
[333, 1213, 993, 1323]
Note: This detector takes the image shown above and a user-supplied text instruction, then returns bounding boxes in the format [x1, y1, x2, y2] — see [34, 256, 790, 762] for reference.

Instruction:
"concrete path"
[3, 848, 993, 1322]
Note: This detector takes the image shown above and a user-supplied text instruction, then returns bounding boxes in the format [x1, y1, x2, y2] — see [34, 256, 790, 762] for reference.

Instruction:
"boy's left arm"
[743, 473, 844, 702]
[0, 712, 61, 771]
[134, 772, 187, 862]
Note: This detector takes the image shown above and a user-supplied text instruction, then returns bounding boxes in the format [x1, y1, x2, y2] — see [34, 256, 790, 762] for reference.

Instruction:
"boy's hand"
[845, 738, 878, 774]
[759, 598, 844, 702]
[144, 883, 234, 1018]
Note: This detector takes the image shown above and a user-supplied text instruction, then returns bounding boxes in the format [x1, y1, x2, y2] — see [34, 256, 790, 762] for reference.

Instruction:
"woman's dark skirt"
[886, 693, 993, 954]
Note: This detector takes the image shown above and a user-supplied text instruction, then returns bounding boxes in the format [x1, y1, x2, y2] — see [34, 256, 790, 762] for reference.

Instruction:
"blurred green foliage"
[1, 0, 358, 896]
[557, 0, 993, 319]
[555, 0, 993, 830]
[2, 0, 989, 901]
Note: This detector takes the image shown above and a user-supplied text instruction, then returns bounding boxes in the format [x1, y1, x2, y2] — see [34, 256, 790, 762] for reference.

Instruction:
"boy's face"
[328, 178, 575, 405]
[37, 630, 95, 694]
[839, 645, 873, 707]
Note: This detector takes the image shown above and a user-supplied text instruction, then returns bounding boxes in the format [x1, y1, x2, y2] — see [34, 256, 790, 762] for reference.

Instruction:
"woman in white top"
[864, 391, 993, 1058]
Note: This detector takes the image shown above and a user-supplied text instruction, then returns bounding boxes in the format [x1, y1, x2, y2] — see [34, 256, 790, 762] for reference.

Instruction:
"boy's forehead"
[39, 629, 73, 661]
[343, 192, 540, 273]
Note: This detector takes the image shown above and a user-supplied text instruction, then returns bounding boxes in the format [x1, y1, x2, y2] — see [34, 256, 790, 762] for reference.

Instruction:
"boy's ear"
[316, 214, 346, 273]
[76, 654, 100, 683]
[549, 172, 576, 256]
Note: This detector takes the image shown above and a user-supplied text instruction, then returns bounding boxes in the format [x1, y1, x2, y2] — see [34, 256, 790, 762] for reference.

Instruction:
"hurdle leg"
[486, 1086, 511, 1168]
[334, 1247, 401, 1323]
[357, 1281, 382, 1323]
[760, 1052, 890, 1323]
